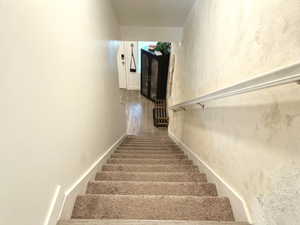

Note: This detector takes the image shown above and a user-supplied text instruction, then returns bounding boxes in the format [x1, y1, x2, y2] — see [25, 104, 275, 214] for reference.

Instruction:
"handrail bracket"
[172, 106, 186, 112]
[197, 103, 205, 111]
[169, 62, 300, 112]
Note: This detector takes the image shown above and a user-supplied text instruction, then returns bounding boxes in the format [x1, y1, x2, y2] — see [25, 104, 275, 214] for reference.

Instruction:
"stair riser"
[72, 195, 234, 221]
[117, 149, 182, 153]
[59, 220, 250, 225]
[95, 172, 207, 182]
[123, 141, 175, 144]
[107, 159, 193, 165]
[118, 144, 180, 149]
[111, 154, 187, 159]
[87, 182, 217, 196]
[102, 164, 198, 172]
[124, 140, 173, 143]
[126, 136, 171, 139]
[120, 144, 178, 147]
[123, 143, 176, 146]
[115, 150, 184, 154]
[117, 148, 181, 152]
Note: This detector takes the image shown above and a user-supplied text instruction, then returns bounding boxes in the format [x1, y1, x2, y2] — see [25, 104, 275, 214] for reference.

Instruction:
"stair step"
[111, 153, 187, 159]
[118, 145, 180, 150]
[123, 142, 176, 146]
[102, 164, 198, 172]
[107, 158, 192, 165]
[124, 139, 173, 143]
[117, 147, 181, 151]
[115, 150, 184, 154]
[87, 181, 217, 196]
[121, 143, 178, 147]
[126, 136, 171, 139]
[65, 136, 242, 225]
[95, 172, 207, 182]
[124, 140, 175, 143]
[72, 195, 234, 221]
[117, 148, 181, 152]
[59, 220, 249, 225]
[122, 140, 176, 144]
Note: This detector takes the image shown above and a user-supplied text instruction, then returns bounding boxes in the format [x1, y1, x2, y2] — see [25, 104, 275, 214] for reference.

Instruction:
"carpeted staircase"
[58, 136, 250, 225]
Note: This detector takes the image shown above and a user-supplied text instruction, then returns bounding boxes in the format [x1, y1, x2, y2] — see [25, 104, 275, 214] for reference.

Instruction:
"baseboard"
[169, 131, 252, 224]
[44, 133, 127, 225]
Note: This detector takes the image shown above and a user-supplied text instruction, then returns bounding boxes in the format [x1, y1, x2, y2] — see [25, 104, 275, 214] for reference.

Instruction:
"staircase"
[58, 135, 250, 225]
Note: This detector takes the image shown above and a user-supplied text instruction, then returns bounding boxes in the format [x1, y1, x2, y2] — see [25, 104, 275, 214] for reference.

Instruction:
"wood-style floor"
[120, 90, 168, 136]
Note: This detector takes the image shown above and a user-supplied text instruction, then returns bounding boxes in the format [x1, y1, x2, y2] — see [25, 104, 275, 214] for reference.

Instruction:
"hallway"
[120, 90, 168, 136]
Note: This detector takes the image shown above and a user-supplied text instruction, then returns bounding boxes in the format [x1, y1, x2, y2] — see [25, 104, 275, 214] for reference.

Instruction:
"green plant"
[155, 42, 171, 55]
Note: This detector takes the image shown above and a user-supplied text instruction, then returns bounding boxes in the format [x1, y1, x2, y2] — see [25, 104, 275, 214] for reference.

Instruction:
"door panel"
[150, 58, 159, 100]
[141, 53, 149, 97]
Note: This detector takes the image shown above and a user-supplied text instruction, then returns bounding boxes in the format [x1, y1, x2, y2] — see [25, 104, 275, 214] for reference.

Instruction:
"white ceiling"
[111, 0, 196, 27]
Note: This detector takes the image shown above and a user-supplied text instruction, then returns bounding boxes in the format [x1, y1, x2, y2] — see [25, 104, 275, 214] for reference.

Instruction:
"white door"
[124, 41, 140, 90]
[117, 42, 127, 89]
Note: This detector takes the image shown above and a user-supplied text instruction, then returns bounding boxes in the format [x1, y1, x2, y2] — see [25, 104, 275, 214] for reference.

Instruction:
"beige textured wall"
[169, 0, 300, 224]
[0, 1, 126, 225]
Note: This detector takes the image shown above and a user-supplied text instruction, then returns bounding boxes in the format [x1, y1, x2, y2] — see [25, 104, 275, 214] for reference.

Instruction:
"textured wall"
[169, 0, 300, 224]
[0, 1, 126, 225]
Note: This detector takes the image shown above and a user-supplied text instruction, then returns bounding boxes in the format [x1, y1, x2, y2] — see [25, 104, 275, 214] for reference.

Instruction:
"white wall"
[117, 42, 127, 89]
[0, 1, 126, 225]
[169, 0, 300, 224]
[121, 26, 183, 42]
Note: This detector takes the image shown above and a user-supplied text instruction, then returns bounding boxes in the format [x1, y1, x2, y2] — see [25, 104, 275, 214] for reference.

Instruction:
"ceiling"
[111, 0, 196, 27]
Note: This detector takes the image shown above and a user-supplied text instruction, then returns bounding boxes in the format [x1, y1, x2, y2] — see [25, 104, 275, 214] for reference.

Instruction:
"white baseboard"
[169, 131, 253, 224]
[44, 133, 127, 225]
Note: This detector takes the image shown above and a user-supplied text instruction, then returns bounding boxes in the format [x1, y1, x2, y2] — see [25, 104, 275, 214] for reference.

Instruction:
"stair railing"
[169, 61, 300, 112]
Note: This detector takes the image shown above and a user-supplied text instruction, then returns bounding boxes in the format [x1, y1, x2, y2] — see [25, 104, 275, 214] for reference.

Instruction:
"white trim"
[44, 133, 127, 225]
[169, 131, 253, 224]
[44, 185, 62, 225]
[169, 61, 300, 110]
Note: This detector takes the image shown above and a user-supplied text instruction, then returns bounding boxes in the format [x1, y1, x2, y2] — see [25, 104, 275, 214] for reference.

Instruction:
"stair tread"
[120, 144, 178, 147]
[122, 142, 176, 144]
[117, 149, 182, 151]
[89, 180, 211, 184]
[111, 153, 187, 159]
[97, 171, 203, 175]
[96, 171, 207, 182]
[107, 159, 192, 165]
[114, 152, 183, 154]
[87, 181, 217, 196]
[59, 220, 249, 225]
[115, 150, 184, 154]
[118, 146, 179, 148]
[102, 164, 198, 172]
[72, 195, 234, 221]
[124, 141, 174, 142]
